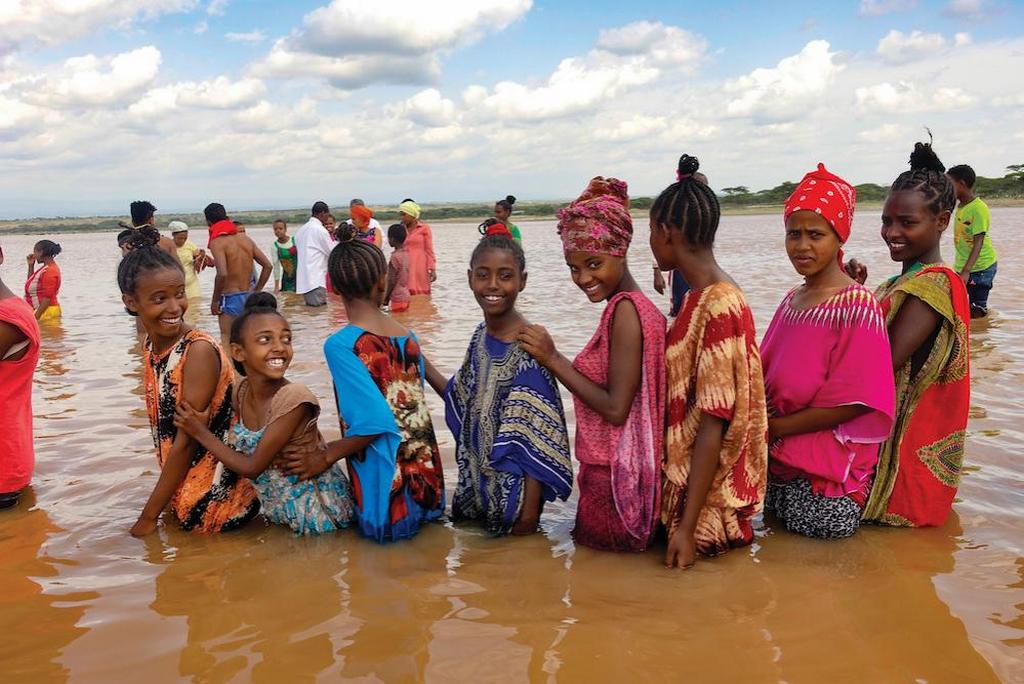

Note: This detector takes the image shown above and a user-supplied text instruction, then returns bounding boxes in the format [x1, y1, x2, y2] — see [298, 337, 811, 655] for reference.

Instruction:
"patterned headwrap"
[557, 176, 633, 257]
[398, 200, 421, 219]
[784, 163, 856, 265]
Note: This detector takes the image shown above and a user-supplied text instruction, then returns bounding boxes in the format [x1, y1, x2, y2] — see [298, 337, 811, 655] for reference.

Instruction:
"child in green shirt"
[948, 164, 997, 317]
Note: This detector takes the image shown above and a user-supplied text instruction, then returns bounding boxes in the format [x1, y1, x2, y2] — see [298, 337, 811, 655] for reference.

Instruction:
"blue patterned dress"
[444, 324, 573, 535]
[230, 381, 355, 535]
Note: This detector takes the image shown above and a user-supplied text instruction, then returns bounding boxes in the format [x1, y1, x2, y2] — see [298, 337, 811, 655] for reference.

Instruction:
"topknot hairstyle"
[34, 240, 62, 259]
[116, 226, 184, 315]
[472, 234, 526, 273]
[229, 292, 285, 376]
[327, 222, 387, 299]
[495, 195, 516, 212]
[650, 154, 721, 248]
[889, 131, 956, 215]
[947, 164, 977, 188]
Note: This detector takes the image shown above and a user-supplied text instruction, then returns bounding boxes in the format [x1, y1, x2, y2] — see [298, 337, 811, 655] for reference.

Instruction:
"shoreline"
[2, 198, 1023, 236]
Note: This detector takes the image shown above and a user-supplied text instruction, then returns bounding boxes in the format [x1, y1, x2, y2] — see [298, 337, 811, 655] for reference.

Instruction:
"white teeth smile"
[483, 295, 502, 302]
[160, 317, 181, 325]
[267, 359, 285, 368]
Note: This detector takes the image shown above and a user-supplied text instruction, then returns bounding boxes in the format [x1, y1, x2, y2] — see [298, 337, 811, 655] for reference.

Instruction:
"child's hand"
[844, 258, 867, 285]
[517, 324, 557, 367]
[173, 401, 210, 437]
[280, 444, 331, 481]
[665, 529, 698, 569]
[130, 515, 158, 537]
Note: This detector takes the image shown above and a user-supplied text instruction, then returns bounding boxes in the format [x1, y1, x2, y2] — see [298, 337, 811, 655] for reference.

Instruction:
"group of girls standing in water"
[108, 137, 971, 570]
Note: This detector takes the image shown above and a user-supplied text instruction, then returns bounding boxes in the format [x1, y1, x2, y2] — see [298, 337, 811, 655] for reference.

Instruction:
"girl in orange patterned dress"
[118, 228, 259, 536]
[648, 155, 769, 569]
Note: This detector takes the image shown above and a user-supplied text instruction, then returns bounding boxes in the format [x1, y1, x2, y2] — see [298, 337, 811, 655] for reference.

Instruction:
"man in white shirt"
[294, 201, 334, 306]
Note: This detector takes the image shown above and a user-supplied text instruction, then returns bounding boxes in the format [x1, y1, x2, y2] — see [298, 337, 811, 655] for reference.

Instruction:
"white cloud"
[943, 0, 988, 20]
[854, 81, 977, 113]
[955, 32, 972, 46]
[194, 20, 208, 35]
[858, 123, 910, 142]
[226, 30, 265, 43]
[393, 89, 456, 127]
[876, 30, 948, 64]
[129, 76, 266, 116]
[594, 115, 668, 142]
[233, 98, 319, 132]
[595, 21, 706, 69]
[0, 0, 195, 54]
[858, 0, 917, 16]
[725, 40, 842, 122]
[207, 0, 229, 15]
[250, 0, 532, 90]
[21, 46, 161, 108]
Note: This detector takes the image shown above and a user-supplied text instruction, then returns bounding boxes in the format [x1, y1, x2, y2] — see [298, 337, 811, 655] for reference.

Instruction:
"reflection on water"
[0, 211, 1022, 681]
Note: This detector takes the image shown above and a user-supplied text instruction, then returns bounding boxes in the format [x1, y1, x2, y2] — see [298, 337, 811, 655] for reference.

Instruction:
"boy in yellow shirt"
[948, 164, 998, 318]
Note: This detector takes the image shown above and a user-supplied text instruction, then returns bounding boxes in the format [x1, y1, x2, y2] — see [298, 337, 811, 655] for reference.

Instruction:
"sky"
[1, 0, 1023, 218]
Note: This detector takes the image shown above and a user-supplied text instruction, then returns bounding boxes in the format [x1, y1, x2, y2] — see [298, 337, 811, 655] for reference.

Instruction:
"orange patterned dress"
[144, 328, 259, 532]
[661, 282, 768, 555]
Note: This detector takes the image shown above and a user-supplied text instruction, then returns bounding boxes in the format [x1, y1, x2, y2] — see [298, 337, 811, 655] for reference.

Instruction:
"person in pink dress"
[0, 241, 42, 510]
[761, 164, 896, 539]
[398, 200, 436, 296]
[518, 177, 666, 552]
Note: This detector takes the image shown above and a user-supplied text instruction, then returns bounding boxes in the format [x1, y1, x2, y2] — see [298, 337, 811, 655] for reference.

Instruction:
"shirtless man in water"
[129, 200, 177, 258]
[204, 202, 271, 341]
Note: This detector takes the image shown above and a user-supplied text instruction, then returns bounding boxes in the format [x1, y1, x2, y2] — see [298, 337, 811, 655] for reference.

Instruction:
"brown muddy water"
[0, 212, 1021, 682]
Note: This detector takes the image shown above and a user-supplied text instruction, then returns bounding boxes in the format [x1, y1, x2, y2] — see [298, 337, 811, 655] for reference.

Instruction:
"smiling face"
[122, 266, 188, 341]
[231, 312, 292, 380]
[565, 250, 625, 303]
[468, 246, 526, 318]
[172, 232, 188, 248]
[323, 215, 335, 235]
[785, 210, 841, 278]
[494, 203, 510, 222]
[881, 190, 950, 264]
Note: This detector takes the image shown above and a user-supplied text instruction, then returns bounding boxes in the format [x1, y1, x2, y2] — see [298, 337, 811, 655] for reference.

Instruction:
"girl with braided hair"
[117, 227, 258, 536]
[282, 222, 444, 542]
[649, 154, 768, 569]
[846, 138, 971, 528]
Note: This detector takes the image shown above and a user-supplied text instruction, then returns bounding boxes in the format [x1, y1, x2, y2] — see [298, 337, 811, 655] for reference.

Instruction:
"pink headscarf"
[784, 163, 856, 266]
[557, 177, 633, 257]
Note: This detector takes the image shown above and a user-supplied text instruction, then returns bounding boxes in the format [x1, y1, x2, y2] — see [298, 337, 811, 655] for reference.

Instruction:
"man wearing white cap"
[169, 221, 209, 301]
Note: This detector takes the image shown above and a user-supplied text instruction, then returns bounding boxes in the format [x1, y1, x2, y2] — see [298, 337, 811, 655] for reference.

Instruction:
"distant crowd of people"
[0, 143, 1000, 572]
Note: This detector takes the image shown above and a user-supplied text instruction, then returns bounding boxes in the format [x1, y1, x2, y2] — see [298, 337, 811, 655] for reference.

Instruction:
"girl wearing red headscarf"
[760, 164, 896, 540]
[518, 177, 666, 553]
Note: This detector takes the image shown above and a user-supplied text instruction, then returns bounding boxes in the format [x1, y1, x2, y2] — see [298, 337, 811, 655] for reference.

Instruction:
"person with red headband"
[759, 163, 895, 540]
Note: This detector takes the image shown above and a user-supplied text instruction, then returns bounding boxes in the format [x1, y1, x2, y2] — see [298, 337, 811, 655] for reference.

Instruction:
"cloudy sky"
[1, 0, 1022, 218]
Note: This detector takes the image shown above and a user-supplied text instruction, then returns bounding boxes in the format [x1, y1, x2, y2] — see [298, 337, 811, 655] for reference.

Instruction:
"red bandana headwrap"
[207, 219, 239, 247]
[351, 205, 374, 223]
[557, 176, 633, 257]
[784, 163, 856, 266]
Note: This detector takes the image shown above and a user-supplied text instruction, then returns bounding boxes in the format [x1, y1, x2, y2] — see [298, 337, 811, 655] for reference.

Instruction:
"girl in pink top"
[761, 164, 895, 539]
[384, 223, 411, 313]
[519, 177, 666, 552]
[0, 242, 42, 509]
[398, 200, 436, 296]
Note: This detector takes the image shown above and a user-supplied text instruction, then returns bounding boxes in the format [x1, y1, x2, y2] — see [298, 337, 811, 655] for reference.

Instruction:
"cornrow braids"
[889, 134, 956, 215]
[328, 222, 386, 299]
[650, 154, 721, 248]
[116, 226, 184, 315]
[472, 234, 525, 272]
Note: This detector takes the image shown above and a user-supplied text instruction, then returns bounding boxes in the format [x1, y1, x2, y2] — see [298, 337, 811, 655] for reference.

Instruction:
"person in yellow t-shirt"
[170, 221, 211, 302]
[948, 164, 997, 318]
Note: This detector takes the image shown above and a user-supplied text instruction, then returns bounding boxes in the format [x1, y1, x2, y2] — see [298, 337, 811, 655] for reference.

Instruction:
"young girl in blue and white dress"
[174, 292, 354, 535]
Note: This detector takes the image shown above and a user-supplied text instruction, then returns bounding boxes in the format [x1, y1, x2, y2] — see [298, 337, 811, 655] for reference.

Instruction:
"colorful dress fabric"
[404, 221, 436, 296]
[0, 297, 40, 494]
[229, 380, 354, 535]
[24, 262, 61, 320]
[272, 237, 298, 293]
[323, 325, 444, 542]
[760, 285, 896, 539]
[144, 328, 259, 532]
[862, 264, 971, 527]
[444, 324, 573, 535]
[507, 222, 523, 246]
[572, 291, 666, 552]
[661, 283, 768, 556]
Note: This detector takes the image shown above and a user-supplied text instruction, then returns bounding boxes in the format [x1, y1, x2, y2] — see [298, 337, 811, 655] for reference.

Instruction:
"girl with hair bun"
[117, 227, 259, 536]
[25, 239, 63, 321]
[494, 195, 522, 245]
[846, 136, 971, 528]
[648, 154, 768, 569]
[174, 292, 355, 535]
[519, 176, 666, 553]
